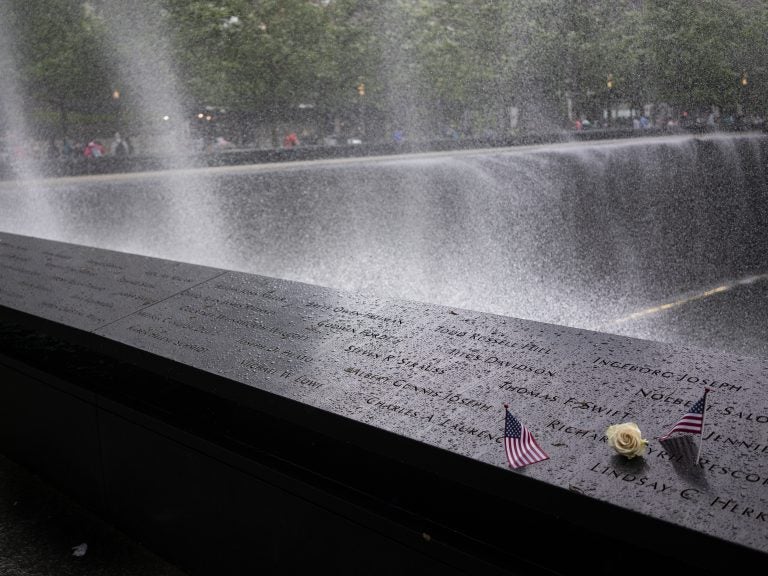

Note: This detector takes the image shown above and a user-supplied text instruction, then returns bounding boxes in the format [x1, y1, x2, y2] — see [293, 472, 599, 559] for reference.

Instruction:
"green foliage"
[644, 0, 745, 110]
[166, 0, 333, 114]
[9, 0, 114, 129]
[6, 0, 768, 139]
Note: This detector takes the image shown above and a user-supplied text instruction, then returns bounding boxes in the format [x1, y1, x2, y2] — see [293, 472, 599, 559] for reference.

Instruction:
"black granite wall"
[1, 231, 766, 574]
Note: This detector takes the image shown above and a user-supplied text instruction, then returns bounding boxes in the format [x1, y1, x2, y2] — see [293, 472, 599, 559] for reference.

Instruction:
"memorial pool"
[2, 132, 767, 573]
[1, 133, 766, 357]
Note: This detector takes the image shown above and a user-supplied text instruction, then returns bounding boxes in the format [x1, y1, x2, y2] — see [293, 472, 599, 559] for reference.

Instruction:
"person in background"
[110, 132, 128, 156]
[84, 140, 105, 158]
[62, 138, 74, 157]
[283, 131, 299, 148]
[211, 136, 234, 151]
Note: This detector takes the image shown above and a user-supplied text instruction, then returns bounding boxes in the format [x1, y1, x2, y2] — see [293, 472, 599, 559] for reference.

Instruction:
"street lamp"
[112, 89, 122, 133]
[356, 81, 366, 138]
[739, 71, 749, 121]
[606, 74, 614, 127]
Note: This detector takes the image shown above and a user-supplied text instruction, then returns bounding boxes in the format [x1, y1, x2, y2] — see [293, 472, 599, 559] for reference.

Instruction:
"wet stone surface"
[0, 232, 222, 331]
[1, 232, 766, 556]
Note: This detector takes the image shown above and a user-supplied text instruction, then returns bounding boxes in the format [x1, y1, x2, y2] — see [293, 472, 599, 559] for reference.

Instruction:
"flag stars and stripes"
[504, 405, 549, 469]
[659, 391, 708, 440]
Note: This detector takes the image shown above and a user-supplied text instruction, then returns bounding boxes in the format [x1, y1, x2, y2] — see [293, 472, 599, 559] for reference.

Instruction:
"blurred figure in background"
[283, 131, 299, 148]
[110, 132, 129, 156]
[84, 140, 105, 158]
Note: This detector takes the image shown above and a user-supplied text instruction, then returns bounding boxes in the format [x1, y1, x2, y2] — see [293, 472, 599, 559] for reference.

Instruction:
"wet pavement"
[0, 454, 186, 576]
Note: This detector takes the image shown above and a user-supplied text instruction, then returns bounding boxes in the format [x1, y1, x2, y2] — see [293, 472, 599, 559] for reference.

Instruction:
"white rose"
[606, 422, 648, 459]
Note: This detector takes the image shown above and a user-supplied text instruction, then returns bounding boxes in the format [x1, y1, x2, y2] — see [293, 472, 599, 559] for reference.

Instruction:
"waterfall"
[0, 133, 766, 355]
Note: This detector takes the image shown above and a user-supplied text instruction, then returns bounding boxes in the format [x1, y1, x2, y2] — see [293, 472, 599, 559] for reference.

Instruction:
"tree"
[415, 1, 516, 135]
[317, 0, 380, 138]
[9, 0, 114, 138]
[643, 0, 748, 114]
[166, 0, 335, 145]
[10, 0, 765, 147]
[730, 0, 768, 116]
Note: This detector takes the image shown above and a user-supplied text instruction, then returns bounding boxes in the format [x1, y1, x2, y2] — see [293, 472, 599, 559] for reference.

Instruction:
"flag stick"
[695, 388, 711, 466]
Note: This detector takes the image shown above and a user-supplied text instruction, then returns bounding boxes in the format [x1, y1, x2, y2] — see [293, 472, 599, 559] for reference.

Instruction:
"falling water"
[92, 0, 228, 257]
[0, 9, 65, 239]
[1, 132, 765, 355]
[98, 0, 192, 160]
[0, 10, 36, 181]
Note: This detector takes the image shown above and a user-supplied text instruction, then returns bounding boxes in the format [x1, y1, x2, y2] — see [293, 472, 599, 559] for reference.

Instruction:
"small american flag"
[504, 405, 549, 469]
[659, 390, 708, 440]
